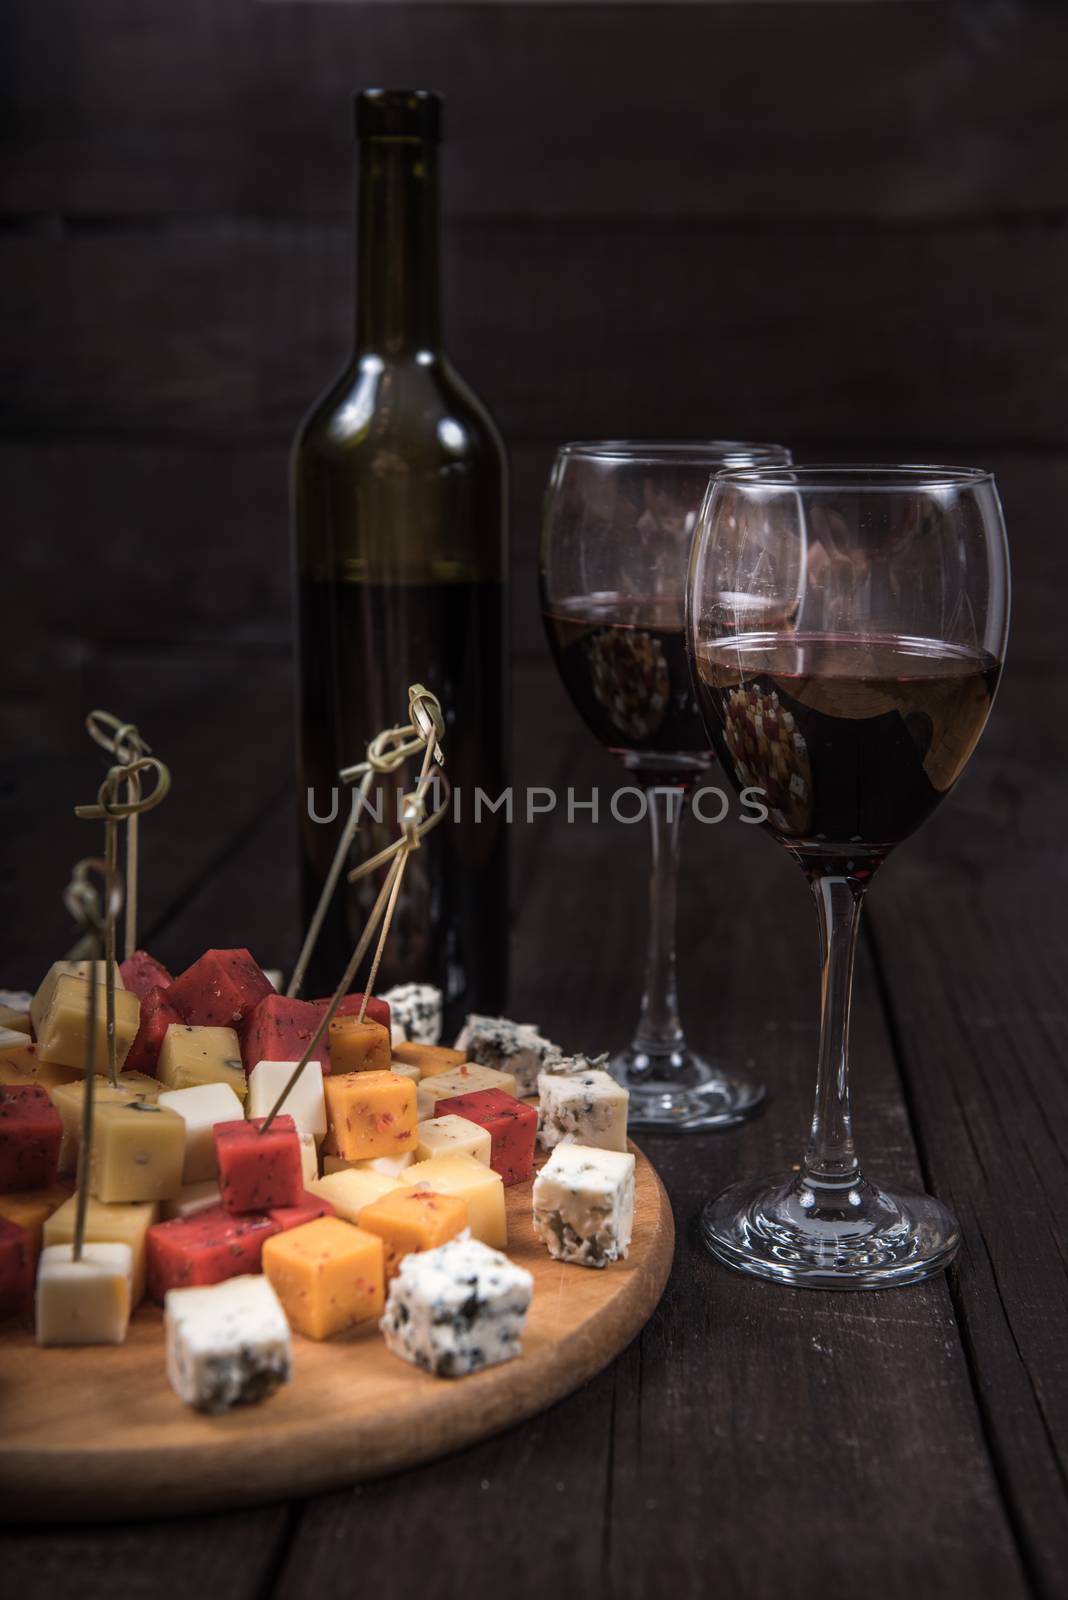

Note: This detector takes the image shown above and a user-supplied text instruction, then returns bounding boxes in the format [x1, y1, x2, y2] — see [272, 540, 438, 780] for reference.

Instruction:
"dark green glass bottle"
[292, 89, 509, 1032]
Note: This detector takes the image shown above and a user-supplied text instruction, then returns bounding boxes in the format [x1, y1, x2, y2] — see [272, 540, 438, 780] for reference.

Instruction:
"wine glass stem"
[803, 873, 866, 1194]
[632, 786, 686, 1058]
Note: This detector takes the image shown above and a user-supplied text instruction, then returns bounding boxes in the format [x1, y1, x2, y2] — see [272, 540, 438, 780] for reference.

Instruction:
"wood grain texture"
[4, 1, 1068, 220]
[0, 1142, 673, 1522]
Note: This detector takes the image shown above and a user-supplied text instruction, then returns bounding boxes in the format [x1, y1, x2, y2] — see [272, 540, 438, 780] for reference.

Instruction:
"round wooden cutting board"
[0, 1142, 673, 1521]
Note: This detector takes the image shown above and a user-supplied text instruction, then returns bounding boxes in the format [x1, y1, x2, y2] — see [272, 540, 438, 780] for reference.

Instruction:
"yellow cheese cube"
[35, 974, 140, 1073]
[157, 1024, 247, 1102]
[36, 1242, 133, 1346]
[358, 1186, 467, 1279]
[322, 1069, 417, 1162]
[30, 960, 125, 1035]
[416, 1113, 492, 1166]
[405, 1153, 507, 1249]
[416, 1062, 518, 1111]
[0, 1181, 74, 1256]
[52, 1079, 149, 1174]
[328, 1015, 392, 1073]
[89, 1101, 185, 1203]
[392, 1042, 466, 1078]
[0, 1007, 31, 1036]
[44, 1194, 158, 1305]
[307, 1167, 400, 1223]
[262, 1216, 384, 1340]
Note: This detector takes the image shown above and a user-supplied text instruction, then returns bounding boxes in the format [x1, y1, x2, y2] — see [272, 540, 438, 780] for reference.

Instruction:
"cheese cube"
[158, 1024, 247, 1101]
[298, 1131, 319, 1186]
[0, 1216, 35, 1320]
[246, 1059, 327, 1140]
[30, 961, 125, 1036]
[406, 1153, 507, 1249]
[52, 1079, 148, 1174]
[328, 1015, 391, 1073]
[417, 1063, 518, 1112]
[322, 1070, 417, 1162]
[532, 1145, 636, 1268]
[36, 1242, 133, 1345]
[124, 985, 184, 1077]
[0, 1180, 74, 1255]
[168, 948, 273, 1029]
[241, 993, 333, 1076]
[262, 1216, 385, 1340]
[453, 1014, 561, 1095]
[358, 1186, 467, 1279]
[0, 1006, 31, 1036]
[163, 1180, 222, 1220]
[0, 1028, 38, 1071]
[435, 1088, 537, 1186]
[215, 1116, 303, 1213]
[44, 1195, 158, 1304]
[35, 975, 140, 1074]
[306, 1167, 400, 1222]
[165, 1275, 292, 1413]
[537, 1066, 629, 1153]
[116, 1070, 164, 1100]
[0, 1084, 62, 1192]
[147, 1205, 279, 1301]
[415, 1114, 491, 1166]
[381, 1235, 533, 1378]
[381, 983, 442, 1046]
[158, 1082, 246, 1183]
[119, 950, 173, 1001]
[392, 1042, 466, 1079]
[90, 1100, 185, 1203]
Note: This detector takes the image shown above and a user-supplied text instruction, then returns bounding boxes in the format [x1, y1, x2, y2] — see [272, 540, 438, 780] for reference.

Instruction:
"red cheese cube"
[119, 950, 174, 1001]
[0, 1085, 62, 1193]
[0, 1217, 35, 1321]
[241, 992, 334, 1075]
[168, 948, 273, 1030]
[146, 1205, 279, 1302]
[434, 1088, 537, 1187]
[123, 984, 183, 1077]
[313, 992, 391, 1033]
[215, 1115, 303, 1214]
[268, 1191, 335, 1232]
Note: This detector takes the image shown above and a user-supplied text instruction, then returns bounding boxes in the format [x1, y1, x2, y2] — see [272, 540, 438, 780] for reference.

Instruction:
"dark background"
[3, 4, 1068, 1599]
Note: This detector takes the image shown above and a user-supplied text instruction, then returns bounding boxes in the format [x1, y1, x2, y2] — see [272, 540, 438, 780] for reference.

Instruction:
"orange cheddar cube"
[391, 1042, 466, 1078]
[357, 1186, 467, 1279]
[262, 1216, 384, 1339]
[328, 1015, 391, 1073]
[322, 1070, 416, 1162]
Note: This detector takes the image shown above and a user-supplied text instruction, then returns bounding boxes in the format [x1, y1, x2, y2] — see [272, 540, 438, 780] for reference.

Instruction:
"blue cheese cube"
[165, 1275, 292, 1413]
[453, 1014, 561, 1095]
[537, 1066, 629, 1153]
[380, 1234, 533, 1377]
[533, 1145, 636, 1268]
[381, 983, 443, 1046]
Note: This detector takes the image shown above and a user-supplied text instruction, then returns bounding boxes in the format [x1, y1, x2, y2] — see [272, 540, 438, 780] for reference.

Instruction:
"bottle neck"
[355, 136, 442, 356]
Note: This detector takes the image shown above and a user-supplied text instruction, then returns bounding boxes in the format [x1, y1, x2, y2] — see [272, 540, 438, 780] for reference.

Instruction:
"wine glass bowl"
[687, 465, 1009, 1285]
[540, 440, 791, 1131]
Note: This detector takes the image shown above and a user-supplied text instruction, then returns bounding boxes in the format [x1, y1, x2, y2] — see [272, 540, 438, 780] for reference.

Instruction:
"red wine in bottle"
[292, 90, 509, 1030]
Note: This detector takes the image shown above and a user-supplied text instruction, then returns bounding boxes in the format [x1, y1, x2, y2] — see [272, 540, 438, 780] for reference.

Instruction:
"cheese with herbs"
[532, 1145, 635, 1267]
[380, 1234, 533, 1377]
[453, 1014, 561, 1095]
[537, 1065, 629, 1153]
[165, 1274, 292, 1413]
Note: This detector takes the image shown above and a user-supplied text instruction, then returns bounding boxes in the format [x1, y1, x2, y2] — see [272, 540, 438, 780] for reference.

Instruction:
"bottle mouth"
[355, 89, 444, 143]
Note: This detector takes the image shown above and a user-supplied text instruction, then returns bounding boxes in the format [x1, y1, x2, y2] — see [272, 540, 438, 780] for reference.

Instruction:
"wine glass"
[687, 464, 1009, 1286]
[540, 440, 791, 1130]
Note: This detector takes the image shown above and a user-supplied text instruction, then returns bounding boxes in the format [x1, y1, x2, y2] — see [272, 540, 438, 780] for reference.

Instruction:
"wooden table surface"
[1, 636, 1064, 1600]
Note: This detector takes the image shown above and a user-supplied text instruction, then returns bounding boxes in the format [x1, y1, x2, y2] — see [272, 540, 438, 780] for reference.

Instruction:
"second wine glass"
[540, 440, 791, 1130]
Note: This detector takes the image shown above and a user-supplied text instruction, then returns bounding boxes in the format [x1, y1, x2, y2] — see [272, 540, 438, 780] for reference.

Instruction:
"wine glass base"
[608, 1046, 765, 1133]
[700, 1171, 961, 1289]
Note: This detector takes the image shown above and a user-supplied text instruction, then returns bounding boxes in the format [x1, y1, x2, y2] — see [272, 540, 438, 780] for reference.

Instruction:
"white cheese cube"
[246, 1059, 327, 1140]
[416, 1114, 491, 1166]
[163, 1180, 222, 1220]
[298, 1131, 319, 1185]
[381, 982, 443, 1046]
[532, 1145, 635, 1268]
[453, 1014, 561, 1095]
[158, 1082, 245, 1183]
[165, 1274, 292, 1413]
[36, 1242, 133, 1345]
[380, 1234, 533, 1377]
[537, 1066, 629, 1153]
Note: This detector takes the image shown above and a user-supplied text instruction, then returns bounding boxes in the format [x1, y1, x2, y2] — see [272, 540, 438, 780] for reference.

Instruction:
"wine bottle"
[292, 89, 509, 1032]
